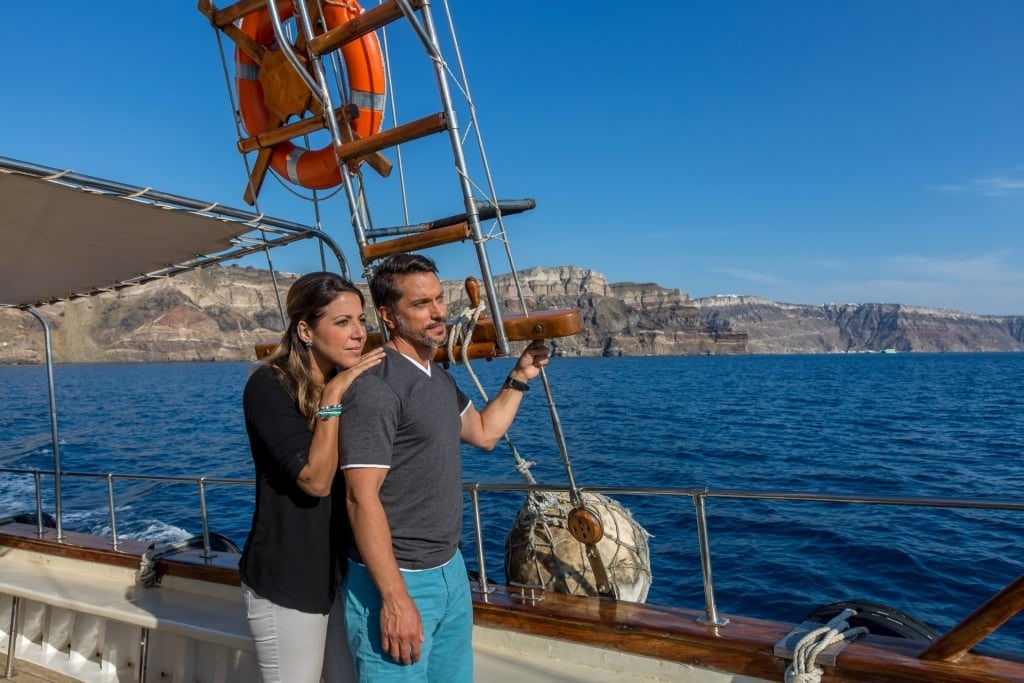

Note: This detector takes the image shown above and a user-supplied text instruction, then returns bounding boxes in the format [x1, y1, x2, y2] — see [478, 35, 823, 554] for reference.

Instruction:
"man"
[339, 253, 549, 682]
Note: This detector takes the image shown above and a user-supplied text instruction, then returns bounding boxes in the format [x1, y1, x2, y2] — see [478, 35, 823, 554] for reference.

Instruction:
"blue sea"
[2, 353, 1023, 652]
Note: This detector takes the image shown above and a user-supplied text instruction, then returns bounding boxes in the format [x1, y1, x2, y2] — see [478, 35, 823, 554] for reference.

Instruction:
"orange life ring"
[235, 0, 385, 190]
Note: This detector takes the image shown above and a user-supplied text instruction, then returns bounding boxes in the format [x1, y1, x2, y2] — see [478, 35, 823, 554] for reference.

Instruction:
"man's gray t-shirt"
[340, 346, 471, 570]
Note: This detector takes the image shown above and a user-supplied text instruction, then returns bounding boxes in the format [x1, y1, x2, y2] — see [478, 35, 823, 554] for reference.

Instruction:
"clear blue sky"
[3, 2, 1022, 314]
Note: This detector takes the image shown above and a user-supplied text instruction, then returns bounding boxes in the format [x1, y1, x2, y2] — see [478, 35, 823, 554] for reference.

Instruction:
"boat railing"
[0, 466, 253, 558]
[3, 466, 1024, 651]
[462, 482, 1024, 630]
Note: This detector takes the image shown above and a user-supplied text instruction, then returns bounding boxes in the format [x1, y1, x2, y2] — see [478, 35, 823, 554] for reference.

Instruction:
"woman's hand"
[324, 347, 386, 403]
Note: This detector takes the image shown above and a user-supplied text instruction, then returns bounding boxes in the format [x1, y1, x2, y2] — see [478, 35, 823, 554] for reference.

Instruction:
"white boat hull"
[0, 545, 257, 682]
[0, 531, 773, 683]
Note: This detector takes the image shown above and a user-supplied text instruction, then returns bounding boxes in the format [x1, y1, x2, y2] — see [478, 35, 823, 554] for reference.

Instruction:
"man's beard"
[394, 313, 446, 350]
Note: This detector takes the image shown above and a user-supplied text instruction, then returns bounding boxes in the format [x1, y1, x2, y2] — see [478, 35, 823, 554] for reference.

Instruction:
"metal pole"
[198, 478, 213, 559]
[410, 0, 511, 355]
[136, 627, 149, 683]
[469, 488, 493, 597]
[24, 308, 63, 539]
[107, 475, 119, 550]
[32, 471, 43, 537]
[537, 367, 581, 508]
[4, 596, 20, 678]
[693, 493, 728, 626]
[290, 0, 374, 255]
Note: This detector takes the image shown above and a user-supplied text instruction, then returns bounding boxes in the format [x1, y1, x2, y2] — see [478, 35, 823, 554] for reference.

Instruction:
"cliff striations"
[699, 295, 1024, 354]
[1, 266, 1022, 364]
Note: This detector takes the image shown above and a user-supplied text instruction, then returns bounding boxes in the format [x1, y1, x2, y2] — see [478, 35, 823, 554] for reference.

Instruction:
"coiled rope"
[784, 608, 868, 683]
[138, 534, 241, 588]
[138, 537, 209, 587]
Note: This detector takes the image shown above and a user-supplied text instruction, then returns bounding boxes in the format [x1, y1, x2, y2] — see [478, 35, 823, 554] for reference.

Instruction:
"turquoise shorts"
[344, 550, 472, 683]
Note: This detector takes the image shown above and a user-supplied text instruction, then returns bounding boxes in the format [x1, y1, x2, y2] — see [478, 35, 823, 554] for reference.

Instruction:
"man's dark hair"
[370, 253, 439, 309]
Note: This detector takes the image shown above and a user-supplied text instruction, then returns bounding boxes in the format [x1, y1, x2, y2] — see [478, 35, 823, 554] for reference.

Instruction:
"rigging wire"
[379, 22, 410, 228]
[439, 0, 529, 314]
[210, 24, 287, 327]
[446, 300, 537, 484]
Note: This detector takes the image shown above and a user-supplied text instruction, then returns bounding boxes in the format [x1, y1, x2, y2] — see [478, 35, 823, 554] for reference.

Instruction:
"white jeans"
[242, 583, 355, 683]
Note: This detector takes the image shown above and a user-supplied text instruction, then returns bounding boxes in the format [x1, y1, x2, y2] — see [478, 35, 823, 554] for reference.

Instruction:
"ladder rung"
[336, 112, 447, 165]
[366, 199, 537, 239]
[361, 222, 471, 262]
[200, 0, 265, 29]
[309, 0, 425, 57]
[198, 1, 268, 63]
[237, 105, 360, 154]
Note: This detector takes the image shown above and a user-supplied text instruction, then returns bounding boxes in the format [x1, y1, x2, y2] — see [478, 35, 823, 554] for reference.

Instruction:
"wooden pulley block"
[567, 506, 605, 545]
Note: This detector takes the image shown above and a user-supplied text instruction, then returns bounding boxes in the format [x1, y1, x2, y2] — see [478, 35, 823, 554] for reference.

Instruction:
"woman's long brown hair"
[261, 272, 364, 429]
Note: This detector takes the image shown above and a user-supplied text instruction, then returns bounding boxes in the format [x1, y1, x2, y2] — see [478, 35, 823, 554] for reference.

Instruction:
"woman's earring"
[304, 340, 313, 349]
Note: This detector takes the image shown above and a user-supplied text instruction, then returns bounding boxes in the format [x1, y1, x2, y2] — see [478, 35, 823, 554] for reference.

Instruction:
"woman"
[240, 272, 385, 683]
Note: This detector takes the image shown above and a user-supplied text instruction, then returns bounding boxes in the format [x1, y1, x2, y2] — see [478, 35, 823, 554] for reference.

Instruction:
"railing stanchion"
[197, 478, 213, 559]
[4, 596, 20, 678]
[136, 626, 149, 683]
[694, 492, 729, 626]
[106, 474, 119, 550]
[469, 487, 493, 598]
[32, 470, 44, 538]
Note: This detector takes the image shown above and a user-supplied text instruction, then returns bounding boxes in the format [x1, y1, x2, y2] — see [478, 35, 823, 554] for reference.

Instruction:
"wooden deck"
[0, 653, 78, 683]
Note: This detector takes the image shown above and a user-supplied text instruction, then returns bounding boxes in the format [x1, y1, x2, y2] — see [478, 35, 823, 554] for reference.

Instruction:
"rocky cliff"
[2, 266, 1021, 364]
[448, 266, 747, 357]
[0, 265, 743, 363]
[699, 295, 1024, 354]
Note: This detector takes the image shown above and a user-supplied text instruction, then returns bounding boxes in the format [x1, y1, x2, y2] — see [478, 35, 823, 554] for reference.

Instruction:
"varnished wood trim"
[474, 588, 791, 681]
[6, 526, 1023, 682]
[255, 308, 582, 362]
[237, 105, 360, 154]
[921, 573, 1024, 662]
[0, 523, 240, 586]
[201, 0, 267, 29]
[469, 309, 583, 342]
[334, 113, 447, 163]
[473, 587, 1024, 683]
[308, 0, 425, 57]
[360, 222, 472, 261]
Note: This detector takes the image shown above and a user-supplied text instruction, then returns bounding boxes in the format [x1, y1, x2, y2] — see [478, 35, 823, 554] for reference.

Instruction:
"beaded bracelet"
[316, 404, 345, 420]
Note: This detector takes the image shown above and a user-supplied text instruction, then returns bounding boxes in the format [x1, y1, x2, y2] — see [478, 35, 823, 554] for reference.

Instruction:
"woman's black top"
[239, 365, 347, 614]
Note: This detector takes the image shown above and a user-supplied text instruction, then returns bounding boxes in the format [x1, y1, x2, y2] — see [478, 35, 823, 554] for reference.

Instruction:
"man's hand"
[380, 592, 425, 665]
[511, 339, 550, 382]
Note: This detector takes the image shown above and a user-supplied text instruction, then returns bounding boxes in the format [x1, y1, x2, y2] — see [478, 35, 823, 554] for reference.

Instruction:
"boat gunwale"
[4, 522, 1024, 683]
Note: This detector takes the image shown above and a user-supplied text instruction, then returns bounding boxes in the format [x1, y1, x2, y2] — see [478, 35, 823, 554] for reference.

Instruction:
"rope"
[445, 298, 485, 390]
[445, 299, 538, 483]
[124, 187, 154, 200]
[138, 536, 211, 588]
[506, 490, 652, 600]
[784, 608, 868, 683]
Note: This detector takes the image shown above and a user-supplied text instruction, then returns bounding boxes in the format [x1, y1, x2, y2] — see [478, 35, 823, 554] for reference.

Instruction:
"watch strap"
[504, 375, 530, 392]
